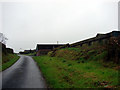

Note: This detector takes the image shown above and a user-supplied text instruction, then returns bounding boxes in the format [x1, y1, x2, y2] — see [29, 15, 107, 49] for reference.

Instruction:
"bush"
[48, 51, 55, 57]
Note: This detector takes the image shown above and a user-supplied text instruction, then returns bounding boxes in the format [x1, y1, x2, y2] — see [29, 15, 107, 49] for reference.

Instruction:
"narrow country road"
[0, 55, 47, 89]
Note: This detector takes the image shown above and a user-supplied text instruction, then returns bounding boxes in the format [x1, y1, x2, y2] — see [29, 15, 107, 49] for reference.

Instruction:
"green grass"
[61, 47, 82, 52]
[1, 54, 20, 71]
[33, 56, 119, 88]
[23, 52, 36, 56]
[34, 44, 119, 88]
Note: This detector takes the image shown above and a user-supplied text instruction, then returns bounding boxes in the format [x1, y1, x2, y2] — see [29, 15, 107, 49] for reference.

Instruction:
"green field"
[1, 54, 20, 71]
[24, 52, 36, 56]
[33, 55, 119, 88]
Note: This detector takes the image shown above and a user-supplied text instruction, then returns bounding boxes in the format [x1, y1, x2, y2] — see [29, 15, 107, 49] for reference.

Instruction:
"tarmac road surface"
[0, 55, 47, 89]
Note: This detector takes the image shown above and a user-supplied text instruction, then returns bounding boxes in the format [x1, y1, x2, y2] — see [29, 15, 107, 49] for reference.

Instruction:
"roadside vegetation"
[25, 52, 36, 56]
[33, 44, 119, 88]
[1, 54, 20, 71]
[33, 55, 118, 88]
[33, 37, 120, 88]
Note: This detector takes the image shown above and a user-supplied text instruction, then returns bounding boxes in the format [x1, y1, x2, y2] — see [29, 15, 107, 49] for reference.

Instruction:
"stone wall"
[36, 49, 51, 56]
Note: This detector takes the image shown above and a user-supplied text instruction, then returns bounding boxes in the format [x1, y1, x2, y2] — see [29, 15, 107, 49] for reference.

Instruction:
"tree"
[0, 33, 8, 45]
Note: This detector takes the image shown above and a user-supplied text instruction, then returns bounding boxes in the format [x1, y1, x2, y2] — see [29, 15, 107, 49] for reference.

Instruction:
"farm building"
[70, 31, 120, 47]
[36, 44, 65, 56]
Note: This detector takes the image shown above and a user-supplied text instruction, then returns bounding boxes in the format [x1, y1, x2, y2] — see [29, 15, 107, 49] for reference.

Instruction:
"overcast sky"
[0, 0, 119, 53]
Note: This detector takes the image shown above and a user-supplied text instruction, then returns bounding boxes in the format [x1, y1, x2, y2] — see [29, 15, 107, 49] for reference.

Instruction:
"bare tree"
[0, 33, 8, 45]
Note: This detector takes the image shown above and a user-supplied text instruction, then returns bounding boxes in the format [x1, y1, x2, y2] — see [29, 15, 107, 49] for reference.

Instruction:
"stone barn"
[36, 44, 65, 56]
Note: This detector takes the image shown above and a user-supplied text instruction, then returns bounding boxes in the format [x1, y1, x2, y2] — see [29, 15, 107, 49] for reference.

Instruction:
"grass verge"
[1, 54, 20, 71]
[33, 56, 119, 88]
